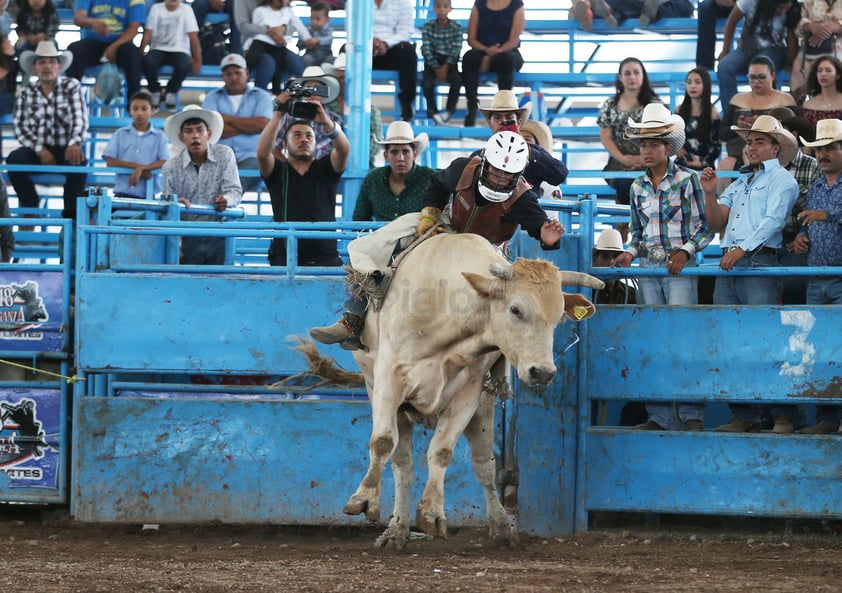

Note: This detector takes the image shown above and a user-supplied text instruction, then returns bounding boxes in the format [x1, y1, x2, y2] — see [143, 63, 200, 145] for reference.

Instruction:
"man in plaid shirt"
[7, 42, 88, 220]
[421, 0, 463, 125]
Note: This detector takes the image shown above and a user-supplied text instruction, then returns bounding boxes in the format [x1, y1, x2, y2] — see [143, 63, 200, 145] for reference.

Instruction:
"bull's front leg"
[343, 375, 403, 523]
[374, 410, 415, 549]
[463, 391, 518, 548]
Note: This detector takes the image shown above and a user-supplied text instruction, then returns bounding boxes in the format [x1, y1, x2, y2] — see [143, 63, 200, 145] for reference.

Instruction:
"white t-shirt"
[249, 5, 310, 49]
[146, 3, 199, 55]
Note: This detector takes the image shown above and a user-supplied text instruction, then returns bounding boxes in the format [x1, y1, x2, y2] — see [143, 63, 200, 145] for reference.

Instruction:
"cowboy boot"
[309, 312, 365, 351]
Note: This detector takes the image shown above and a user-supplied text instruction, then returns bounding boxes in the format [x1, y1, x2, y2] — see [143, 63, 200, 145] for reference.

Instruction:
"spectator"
[353, 121, 434, 221]
[372, 0, 418, 122]
[696, 0, 736, 70]
[66, 0, 145, 103]
[162, 105, 242, 265]
[0, 26, 17, 122]
[789, 0, 842, 97]
[717, 55, 796, 181]
[8, 41, 88, 220]
[193, 0, 241, 54]
[299, 1, 333, 67]
[570, 0, 618, 31]
[322, 53, 384, 168]
[799, 55, 842, 126]
[462, 0, 525, 127]
[591, 229, 636, 304]
[235, 0, 276, 90]
[14, 0, 59, 54]
[257, 91, 350, 267]
[103, 90, 170, 199]
[0, 177, 13, 263]
[245, 0, 308, 95]
[604, 0, 694, 27]
[598, 57, 662, 231]
[271, 65, 343, 161]
[716, 0, 801, 112]
[676, 67, 722, 170]
[202, 53, 274, 191]
[421, 0, 462, 125]
[519, 119, 562, 199]
[793, 118, 842, 434]
[477, 90, 569, 191]
[612, 103, 714, 432]
[700, 115, 800, 433]
[140, 0, 202, 110]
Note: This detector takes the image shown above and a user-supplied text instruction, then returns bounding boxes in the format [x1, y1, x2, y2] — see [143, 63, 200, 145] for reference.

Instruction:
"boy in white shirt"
[141, 0, 202, 109]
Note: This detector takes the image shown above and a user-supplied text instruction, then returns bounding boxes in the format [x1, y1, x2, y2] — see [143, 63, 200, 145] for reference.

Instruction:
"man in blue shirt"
[66, 0, 146, 103]
[792, 118, 842, 434]
[202, 54, 273, 192]
[701, 115, 799, 433]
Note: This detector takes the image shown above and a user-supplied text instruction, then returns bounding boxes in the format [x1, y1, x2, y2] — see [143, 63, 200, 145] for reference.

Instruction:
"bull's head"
[462, 259, 604, 388]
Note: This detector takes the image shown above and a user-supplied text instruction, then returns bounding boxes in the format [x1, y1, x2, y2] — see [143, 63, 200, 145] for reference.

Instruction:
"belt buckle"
[647, 246, 667, 263]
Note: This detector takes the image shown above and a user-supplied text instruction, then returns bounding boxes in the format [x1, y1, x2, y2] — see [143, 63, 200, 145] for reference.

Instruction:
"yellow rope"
[0, 358, 85, 384]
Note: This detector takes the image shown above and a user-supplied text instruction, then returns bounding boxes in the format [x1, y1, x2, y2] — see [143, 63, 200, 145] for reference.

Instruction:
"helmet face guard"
[478, 131, 529, 203]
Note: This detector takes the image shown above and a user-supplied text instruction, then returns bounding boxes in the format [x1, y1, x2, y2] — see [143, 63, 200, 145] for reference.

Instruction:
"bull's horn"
[560, 271, 605, 290]
[489, 262, 513, 280]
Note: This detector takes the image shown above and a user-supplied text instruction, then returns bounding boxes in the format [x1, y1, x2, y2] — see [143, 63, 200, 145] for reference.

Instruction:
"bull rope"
[0, 357, 85, 384]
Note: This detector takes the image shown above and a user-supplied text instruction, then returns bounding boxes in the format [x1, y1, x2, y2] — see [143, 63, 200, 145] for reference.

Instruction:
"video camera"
[277, 80, 329, 120]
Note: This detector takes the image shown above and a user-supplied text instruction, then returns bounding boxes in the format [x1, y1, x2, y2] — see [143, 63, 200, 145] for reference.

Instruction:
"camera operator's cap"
[377, 121, 429, 153]
[287, 65, 341, 104]
[801, 118, 842, 147]
[20, 40, 72, 76]
[731, 114, 798, 164]
[595, 229, 625, 253]
[164, 105, 224, 148]
[220, 53, 247, 72]
[479, 90, 532, 122]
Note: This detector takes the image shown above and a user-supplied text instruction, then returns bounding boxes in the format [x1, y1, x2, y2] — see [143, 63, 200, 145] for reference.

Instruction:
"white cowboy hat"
[321, 52, 345, 76]
[625, 103, 686, 156]
[286, 65, 341, 104]
[377, 121, 429, 153]
[731, 114, 799, 165]
[164, 105, 224, 148]
[595, 229, 625, 253]
[519, 119, 553, 151]
[20, 40, 73, 76]
[479, 90, 532, 121]
[801, 118, 842, 148]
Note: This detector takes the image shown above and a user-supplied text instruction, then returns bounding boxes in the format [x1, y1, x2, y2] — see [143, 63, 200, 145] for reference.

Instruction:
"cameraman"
[257, 92, 350, 267]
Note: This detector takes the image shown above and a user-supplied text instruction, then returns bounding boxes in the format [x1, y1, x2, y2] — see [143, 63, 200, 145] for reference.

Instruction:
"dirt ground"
[0, 508, 840, 593]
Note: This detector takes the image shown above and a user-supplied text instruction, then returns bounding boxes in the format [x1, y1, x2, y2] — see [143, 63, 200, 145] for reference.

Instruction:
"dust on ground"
[0, 507, 839, 593]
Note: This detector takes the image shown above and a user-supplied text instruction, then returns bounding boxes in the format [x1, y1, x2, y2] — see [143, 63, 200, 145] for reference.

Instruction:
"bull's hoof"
[489, 521, 519, 548]
[373, 524, 409, 550]
[416, 508, 448, 539]
[343, 496, 380, 522]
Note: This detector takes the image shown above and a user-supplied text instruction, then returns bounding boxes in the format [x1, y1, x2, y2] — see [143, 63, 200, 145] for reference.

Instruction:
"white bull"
[343, 233, 604, 548]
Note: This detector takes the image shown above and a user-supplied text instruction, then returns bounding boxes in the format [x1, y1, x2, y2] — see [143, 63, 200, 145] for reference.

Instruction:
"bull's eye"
[509, 305, 523, 319]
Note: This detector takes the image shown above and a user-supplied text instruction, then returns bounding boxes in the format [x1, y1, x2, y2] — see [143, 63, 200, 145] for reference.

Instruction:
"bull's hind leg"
[343, 374, 403, 523]
[463, 392, 518, 547]
[374, 410, 415, 549]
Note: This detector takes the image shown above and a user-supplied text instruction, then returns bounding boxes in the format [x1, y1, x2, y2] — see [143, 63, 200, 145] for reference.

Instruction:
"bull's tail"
[277, 337, 365, 388]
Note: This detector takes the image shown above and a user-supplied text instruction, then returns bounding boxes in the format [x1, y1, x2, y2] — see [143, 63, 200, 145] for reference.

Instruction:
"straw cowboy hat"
[286, 65, 341, 104]
[625, 103, 686, 156]
[801, 118, 842, 148]
[479, 90, 532, 122]
[520, 120, 554, 151]
[20, 40, 73, 76]
[731, 114, 799, 164]
[164, 105, 224, 149]
[595, 228, 625, 253]
[377, 121, 429, 153]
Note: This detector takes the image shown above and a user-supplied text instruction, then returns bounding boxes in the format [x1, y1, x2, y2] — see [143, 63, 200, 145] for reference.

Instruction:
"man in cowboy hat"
[161, 105, 242, 265]
[353, 121, 435, 221]
[612, 102, 714, 432]
[202, 54, 274, 192]
[701, 114, 800, 433]
[257, 91, 349, 267]
[792, 118, 842, 434]
[476, 90, 568, 191]
[272, 65, 343, 162]
[7, 41, 88, 221]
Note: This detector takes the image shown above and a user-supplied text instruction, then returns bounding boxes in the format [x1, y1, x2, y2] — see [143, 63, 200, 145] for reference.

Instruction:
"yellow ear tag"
[573, 305, 589, 320]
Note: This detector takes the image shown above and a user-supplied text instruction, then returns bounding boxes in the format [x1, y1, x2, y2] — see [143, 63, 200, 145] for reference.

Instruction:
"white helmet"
[478, 131, 529, 203]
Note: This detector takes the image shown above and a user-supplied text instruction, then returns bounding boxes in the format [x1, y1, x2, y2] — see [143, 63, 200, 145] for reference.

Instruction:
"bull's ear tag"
[573, 305, 589, 320]
[561, 330, 579, 353]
